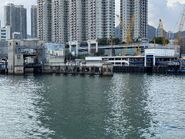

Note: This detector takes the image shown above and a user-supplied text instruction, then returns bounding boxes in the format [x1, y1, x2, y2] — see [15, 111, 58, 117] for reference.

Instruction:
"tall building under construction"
[156, 19, 165, 38]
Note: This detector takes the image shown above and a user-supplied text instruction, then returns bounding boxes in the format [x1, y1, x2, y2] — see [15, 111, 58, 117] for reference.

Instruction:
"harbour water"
[0, 74, 185, 139]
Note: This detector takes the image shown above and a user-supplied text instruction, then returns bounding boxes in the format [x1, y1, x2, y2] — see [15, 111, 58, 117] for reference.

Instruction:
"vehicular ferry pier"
[0, 39, 184, 75]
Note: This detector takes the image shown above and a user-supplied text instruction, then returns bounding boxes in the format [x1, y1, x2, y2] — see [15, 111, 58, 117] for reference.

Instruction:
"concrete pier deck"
[42, 64, 113, 76]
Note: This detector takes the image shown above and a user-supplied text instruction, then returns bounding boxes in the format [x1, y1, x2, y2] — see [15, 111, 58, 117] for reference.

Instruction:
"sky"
[0, 0, 185, 34]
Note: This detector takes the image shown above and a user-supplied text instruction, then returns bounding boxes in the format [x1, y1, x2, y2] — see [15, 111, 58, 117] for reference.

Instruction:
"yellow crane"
[126, 16, 135, 44]
[117, 15, 140, 55]
[127, 16, 142, 55]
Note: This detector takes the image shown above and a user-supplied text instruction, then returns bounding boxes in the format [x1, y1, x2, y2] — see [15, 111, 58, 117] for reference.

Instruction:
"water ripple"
[0, 74, 185, 139]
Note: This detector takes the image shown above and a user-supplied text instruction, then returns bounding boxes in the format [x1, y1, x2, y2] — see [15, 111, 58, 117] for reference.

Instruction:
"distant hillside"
[148, 25, 156, 41]
[115, 24, 185, 41]
[147, 25, 185, 40]
[174, 31, 185, 39]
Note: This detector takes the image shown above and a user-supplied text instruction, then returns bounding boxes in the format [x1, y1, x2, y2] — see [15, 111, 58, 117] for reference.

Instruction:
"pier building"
[8, 39, 45, 74]
[85, 45, 179, 69]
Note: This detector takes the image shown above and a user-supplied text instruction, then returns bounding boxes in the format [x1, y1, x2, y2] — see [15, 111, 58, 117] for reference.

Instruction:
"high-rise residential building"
[67, 0, 115, 54]
[68, 0, 87, 43]
[52, 0, 69, 43]
[43, 0, 52, 42]
[87, 0, 96, 41]
[95, 0, 115, 39]
[4, 3, 27, 39]
[156, 19, 164, 38]
[52, 0, 60, 43]
[31, 5, 38, 38]
[37, 0, 115, 55]
[120, 0, 148, 42]
[37, 0, 52, 42]
[37, 0, 44, 40]
[68, 0, 115, 41]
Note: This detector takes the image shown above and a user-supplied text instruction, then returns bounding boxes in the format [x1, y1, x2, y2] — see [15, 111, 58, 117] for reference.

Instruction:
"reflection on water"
[0, 74, 185, 139]
[0, 76, 55, 139]
[105, 74, 154, 139]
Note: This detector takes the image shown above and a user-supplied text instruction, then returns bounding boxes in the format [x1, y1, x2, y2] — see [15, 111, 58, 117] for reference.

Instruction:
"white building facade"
[0, 24, 11, 41]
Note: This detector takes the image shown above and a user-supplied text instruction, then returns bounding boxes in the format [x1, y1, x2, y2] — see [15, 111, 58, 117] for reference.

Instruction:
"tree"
[97, 38, 121, 45]
[150, 37, 169, 45]
[94, 49, 104, 56]
[64, 49, 76, 63]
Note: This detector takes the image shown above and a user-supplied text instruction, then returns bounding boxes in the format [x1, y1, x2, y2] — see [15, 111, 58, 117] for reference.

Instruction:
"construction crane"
[126, 16, 135, 44]
[127, 16, 142, 56]
[178, 5, 185, 40]
[116, 15, 135, 44]
[116, 14, 143, 56]
[177, 5, 185, 57]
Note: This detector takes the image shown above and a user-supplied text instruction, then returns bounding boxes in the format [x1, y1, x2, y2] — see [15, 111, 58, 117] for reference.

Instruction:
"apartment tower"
[4, 3, 27, 39]
[37, 0, 115, 52]
[120, 0, 148, 42]
[52, 0, 69, 43]
[37, 0, 52, 42]
[68, 0, 115, 42]
[31, 5, 38, 38]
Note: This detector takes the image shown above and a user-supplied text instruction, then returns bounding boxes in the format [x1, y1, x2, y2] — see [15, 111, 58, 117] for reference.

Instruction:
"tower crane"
[178, 5, 185, 39]
[126, 16, 135, 44]
[117, 15, 137, 55]
[119, 15, 135, 44]
[177, 5, 185, 57]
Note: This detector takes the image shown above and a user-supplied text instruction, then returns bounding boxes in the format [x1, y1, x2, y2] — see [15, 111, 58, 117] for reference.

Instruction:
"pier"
[3, 39, 113, 76]
[42, 64, 113, 76]
[0, 39, 183, 75]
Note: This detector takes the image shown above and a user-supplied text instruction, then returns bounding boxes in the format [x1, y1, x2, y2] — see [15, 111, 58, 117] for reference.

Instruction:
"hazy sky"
[0, 0, 185, 34]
